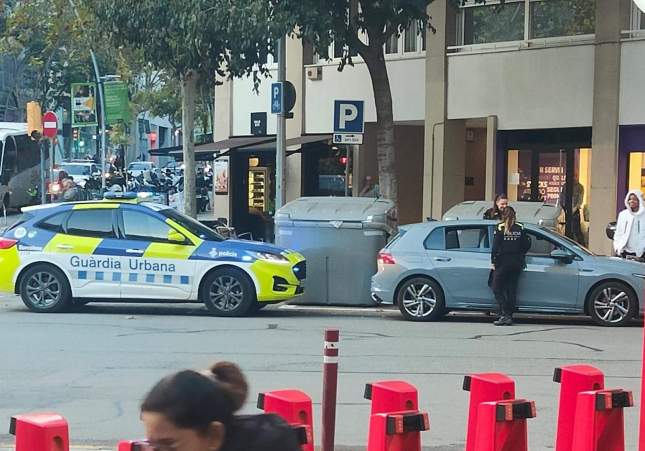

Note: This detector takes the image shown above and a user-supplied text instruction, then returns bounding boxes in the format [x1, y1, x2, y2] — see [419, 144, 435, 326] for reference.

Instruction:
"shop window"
[530, 0, 595, 39]
[462, 1, 525, 45]
[506, 149, 533, 202]
[628, 152, 645, 192]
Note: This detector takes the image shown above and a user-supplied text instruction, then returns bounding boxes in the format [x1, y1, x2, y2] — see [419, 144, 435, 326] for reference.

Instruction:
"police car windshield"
[60, 164, 91, 176]
[160, 208, 224, 242]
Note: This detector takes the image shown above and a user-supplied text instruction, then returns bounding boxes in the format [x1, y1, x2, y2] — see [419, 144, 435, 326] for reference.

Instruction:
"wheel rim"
[593, 287, 631, 324]
[208, 275, 244, 312]
[25, 272, 61, 308]
[402, 282, 437, 318]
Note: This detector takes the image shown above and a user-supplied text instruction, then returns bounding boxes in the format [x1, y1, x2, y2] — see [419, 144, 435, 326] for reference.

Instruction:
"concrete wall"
[620, 39, 645, 125]
[447, 45, 595, 130]
[304, 57, 426, 133]
[232, 70, 278, 136]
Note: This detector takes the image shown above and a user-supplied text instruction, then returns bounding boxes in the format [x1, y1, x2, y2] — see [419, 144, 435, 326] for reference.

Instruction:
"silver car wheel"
[593, 287, 630, 324]
[25, 272, 61, 308]
[209, 276, 244, 312]
[402, 283, 437, 318]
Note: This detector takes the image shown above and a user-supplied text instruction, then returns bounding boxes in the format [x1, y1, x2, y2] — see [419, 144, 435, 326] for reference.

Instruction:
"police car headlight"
[248, 251, 289, 263]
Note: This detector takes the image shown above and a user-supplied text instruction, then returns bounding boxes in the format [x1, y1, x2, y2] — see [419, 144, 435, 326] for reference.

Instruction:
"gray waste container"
[275, 197, 396, 306]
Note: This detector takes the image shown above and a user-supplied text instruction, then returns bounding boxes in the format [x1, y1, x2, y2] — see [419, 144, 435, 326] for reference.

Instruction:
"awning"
[149, 145, 182, 157]
[165, 134, 332, 160]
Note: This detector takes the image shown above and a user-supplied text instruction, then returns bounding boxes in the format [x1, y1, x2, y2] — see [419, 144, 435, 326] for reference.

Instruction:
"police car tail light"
[377, 251, 396, 265]
[0, 237, 18, 249]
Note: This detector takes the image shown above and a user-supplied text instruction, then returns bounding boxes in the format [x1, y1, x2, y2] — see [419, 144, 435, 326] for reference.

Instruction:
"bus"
[0, 123, 43, 210]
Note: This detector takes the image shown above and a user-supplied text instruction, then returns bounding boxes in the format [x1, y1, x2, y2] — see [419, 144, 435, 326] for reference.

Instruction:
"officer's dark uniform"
[491, 222, 531, 323]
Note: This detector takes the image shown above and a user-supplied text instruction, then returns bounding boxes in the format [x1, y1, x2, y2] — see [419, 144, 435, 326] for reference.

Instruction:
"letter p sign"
[334, 100, 364, 134]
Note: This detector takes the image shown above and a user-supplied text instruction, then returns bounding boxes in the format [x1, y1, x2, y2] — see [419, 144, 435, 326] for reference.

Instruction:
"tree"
[270, 0, 433, 209]
[90, 0, 276, 217]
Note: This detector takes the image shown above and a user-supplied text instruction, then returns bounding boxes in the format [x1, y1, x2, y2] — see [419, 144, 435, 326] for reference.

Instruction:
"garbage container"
[274, 197, 396, 306]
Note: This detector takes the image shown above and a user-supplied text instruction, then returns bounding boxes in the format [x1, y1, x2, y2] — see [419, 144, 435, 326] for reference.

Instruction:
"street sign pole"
[275, 37, 287, 211]
[90, 50, 107, 192]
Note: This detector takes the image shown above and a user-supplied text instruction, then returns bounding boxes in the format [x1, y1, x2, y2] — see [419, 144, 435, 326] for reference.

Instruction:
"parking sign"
[333, 100, 364, 134]
[271, 82, 283, 114]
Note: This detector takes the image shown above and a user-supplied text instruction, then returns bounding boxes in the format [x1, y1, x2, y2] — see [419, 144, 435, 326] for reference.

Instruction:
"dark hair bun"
[210, 361, 248, 411]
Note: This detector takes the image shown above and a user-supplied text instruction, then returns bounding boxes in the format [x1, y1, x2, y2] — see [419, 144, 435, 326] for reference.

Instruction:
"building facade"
[212, 0, 644, 254]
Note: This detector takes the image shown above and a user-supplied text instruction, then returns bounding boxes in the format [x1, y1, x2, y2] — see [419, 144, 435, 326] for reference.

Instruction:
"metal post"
[38, 141, 46, 205]
[275, 37, 287, 210]
[322, 329, 339, 451]
[344, 146, 350, 197]
[49, 138, 55, 194]
[90, 51, 107, 191]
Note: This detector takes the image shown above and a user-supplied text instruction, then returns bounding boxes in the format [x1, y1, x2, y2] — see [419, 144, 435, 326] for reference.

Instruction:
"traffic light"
[72, 128, 79, 140]
[339, 156, 348, 165]
[26, 101, 42, 140]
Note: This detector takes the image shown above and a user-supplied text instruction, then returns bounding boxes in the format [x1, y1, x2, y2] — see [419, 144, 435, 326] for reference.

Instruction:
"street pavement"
[0, 295, 643, 451]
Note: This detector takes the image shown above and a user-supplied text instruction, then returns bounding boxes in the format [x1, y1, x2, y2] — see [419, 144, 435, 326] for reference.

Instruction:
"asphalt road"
[0, 295, 643, 451]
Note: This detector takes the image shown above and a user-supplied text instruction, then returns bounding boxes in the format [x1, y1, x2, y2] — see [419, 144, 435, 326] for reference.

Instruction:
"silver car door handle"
[433, 257, 451, 262]
[126, 249, 144, 255]
[56, 244, 73, 250]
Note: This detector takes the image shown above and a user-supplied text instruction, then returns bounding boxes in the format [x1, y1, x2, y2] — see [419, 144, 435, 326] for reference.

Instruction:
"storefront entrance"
[499, 128, 592, 246]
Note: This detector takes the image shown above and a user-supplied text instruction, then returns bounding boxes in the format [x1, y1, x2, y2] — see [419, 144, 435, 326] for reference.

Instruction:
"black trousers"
[492, 265, 522, 317]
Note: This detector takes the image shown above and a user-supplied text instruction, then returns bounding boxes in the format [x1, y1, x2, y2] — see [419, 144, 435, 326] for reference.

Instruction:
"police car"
[0, 193, 306, 316]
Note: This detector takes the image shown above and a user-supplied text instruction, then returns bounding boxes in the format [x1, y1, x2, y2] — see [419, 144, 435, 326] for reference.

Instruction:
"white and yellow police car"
[0, 193, 306, 316]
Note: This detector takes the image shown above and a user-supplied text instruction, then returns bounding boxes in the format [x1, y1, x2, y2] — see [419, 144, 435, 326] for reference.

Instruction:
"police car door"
[118, 206, 195, 300]
[45, 207, 123, 298]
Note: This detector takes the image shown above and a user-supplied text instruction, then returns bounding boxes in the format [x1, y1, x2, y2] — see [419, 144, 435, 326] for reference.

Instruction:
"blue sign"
[333, 100, 364, 134]
[271, 82, 283, 114]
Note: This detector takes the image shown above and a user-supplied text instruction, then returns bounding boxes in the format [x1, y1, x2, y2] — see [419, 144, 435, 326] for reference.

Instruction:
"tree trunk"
[363, 47, 397, 209]
[182, 70, 199, 218]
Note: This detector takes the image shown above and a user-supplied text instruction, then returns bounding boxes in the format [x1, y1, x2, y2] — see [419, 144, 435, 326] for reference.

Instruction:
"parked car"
[127, 161, 158, 178]
[371, 220, 645, 326]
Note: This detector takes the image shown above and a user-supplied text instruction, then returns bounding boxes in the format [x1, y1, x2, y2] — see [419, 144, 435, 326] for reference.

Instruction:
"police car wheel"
[20, 264, 72, 313]
[201, 268, 256, 317]
[397, 277, 445, 322]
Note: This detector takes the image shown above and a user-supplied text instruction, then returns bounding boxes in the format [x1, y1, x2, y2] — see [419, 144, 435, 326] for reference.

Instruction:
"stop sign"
[42, 111, 57, 138]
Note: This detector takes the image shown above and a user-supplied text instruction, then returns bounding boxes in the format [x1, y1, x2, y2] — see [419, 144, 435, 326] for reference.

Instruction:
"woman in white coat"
[613, 190, 645, 258]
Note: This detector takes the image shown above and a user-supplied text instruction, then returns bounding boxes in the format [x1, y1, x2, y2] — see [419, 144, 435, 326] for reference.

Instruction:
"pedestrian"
[483, 194, 508, 220]
[359, 175, 380, 197]
[61, 179, 80, 202]
[491, 206, 530, 326]
[140, 361, 301, 451]
[613, 190, 645, 259]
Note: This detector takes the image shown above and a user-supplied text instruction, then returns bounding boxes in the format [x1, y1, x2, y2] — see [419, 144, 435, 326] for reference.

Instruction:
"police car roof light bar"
[104, 192, 138, 200]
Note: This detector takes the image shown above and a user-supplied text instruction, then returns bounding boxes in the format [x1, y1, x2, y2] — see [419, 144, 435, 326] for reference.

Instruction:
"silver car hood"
[583, 255, 645, 274]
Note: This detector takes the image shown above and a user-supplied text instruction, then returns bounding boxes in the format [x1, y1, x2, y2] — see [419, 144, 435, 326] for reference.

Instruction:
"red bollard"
[463, 373, 515, 451]
[117, 440, 154, 451]
[366, 411, 430, 451]
[257, 389, 314, 451]
[554, 365, 605, 451]
[472, 399, 536, 451]
[10, 413, 69, 451]
[364, 380, 419, 414]
[571, 389, 633, 451]
[322, 329, 339, 451]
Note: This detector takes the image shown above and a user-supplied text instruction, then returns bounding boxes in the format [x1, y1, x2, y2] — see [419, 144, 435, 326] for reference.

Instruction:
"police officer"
[491, 206, 531, 326]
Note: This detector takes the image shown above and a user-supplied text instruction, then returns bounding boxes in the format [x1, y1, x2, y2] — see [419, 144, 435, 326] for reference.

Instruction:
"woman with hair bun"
[141, 361, 301, 451]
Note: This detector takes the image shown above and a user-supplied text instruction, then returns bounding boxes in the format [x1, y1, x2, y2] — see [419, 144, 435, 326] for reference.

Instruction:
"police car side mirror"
[168, 230, 187, 244]
[550, 249, 574, 264]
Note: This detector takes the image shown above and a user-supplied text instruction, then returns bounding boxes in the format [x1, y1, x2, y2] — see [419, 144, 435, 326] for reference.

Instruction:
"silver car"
[371, 220, 645, 326]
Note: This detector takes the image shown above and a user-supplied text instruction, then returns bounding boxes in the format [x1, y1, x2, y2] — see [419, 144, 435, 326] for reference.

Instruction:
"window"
[445, 226, 490, 251]
[37, 212, 68, 233]
[122, 210, 174, 243]
[159, 208, 223, 241]
[66, 210, 115, 238]
[385, 33, 399, 54]
[463, 2, 525, 45]
[530, 0, 595, 39]
[526, 231, 562, 256]
[404, 22, 418, 52]
[424, 227, 445, 250]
